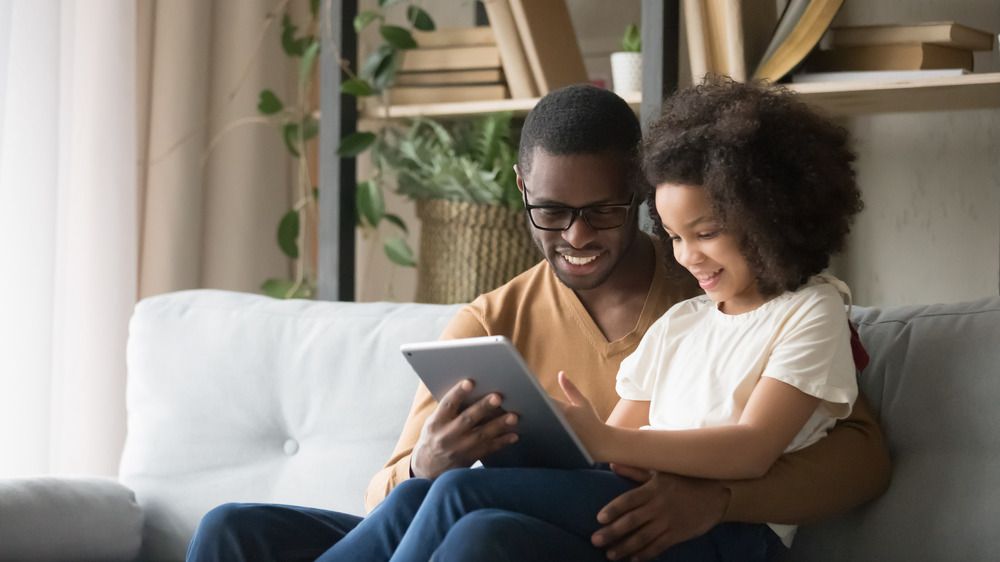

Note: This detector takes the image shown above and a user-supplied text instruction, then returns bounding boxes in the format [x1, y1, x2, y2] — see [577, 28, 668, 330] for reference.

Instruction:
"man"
[188, 84, 890, 561]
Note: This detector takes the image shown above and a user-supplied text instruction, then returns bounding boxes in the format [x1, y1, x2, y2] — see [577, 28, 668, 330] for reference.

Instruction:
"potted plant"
[611, 23, 642, 95]
[371, 111, 539, 304]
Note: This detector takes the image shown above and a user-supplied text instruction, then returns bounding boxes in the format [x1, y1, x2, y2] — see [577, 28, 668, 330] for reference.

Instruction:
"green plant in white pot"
[367, 111, 540, 304]
[611, 23, 642, 95]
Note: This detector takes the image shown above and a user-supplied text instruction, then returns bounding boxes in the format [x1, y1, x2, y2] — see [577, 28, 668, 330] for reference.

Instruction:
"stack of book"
[797, 21, 996, 82]
[388, 27, 509, 105]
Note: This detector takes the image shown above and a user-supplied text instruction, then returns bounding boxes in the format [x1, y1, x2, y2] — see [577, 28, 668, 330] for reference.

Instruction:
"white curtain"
[0, 0, 136, 476]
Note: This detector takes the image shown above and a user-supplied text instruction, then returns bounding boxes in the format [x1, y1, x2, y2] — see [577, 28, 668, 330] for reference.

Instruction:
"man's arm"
[723, 392, 891, 524]
[594, 392, 890, 560]
[364, 304, 503, 512]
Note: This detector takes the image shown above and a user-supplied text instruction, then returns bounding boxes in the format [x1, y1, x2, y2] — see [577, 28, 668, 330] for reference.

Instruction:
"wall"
[829, 1, 1000, 306]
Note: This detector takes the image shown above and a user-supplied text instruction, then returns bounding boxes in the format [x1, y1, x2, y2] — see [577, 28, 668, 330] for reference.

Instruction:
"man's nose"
[561, 214, 597, 248]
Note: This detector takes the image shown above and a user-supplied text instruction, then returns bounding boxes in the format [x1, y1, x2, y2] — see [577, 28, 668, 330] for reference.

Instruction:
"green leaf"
[341, 78, 373, 97]
[257, 90, 283, 115]
[384, 213, 408, 233]
[261, 277, 296, 299]
[378, 0, 401, 8]
[621, 23, 641, 52]
[407, 6, 435, 32]
[360, 45, 399, 91]
[384, 236, 416, 267]
[277, 210, 300, 259]
[281, 14, 303, 56]
[301, 116, 319, 141]
[313, 187, 319, 200]
[337, 131, 376, 158]
[381, 25, 417, 50]
[354, 10, 380, 33]
[299, 40, 320, 82]
[310, 0, 320, 18]
[283, 123, 301, 157]
[356, 180, 386, 227]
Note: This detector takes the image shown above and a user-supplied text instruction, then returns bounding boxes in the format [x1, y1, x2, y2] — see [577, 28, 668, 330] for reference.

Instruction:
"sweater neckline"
[553, 235, 668, 354]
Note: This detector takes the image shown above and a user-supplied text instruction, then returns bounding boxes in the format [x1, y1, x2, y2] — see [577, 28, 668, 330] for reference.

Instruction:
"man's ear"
[514, 164, 525, 194]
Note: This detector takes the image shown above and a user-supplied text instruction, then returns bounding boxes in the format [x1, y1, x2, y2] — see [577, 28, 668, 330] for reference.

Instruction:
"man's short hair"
[518, 84, 641, 175]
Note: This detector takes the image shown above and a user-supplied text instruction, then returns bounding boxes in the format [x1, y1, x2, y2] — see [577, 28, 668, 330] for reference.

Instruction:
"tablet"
[401, 336, 594, 470]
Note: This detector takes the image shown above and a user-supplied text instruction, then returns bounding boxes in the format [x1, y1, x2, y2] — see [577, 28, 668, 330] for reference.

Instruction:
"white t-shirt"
[615, 275, 858, 546]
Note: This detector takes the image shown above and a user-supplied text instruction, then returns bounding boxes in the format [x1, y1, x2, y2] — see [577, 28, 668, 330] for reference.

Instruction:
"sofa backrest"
[788, 296, 1000, 560]
[119, 290, 463, 561]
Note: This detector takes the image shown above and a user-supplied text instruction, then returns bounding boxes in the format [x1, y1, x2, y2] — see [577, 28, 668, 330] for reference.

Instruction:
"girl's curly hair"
[642, 77, 863, 296]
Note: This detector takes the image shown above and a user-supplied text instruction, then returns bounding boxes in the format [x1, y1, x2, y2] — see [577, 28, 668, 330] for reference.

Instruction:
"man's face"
[517, 148, 639, 292]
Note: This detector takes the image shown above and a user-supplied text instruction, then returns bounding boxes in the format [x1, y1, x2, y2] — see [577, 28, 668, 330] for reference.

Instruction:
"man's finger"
[604, 519, 660, 562]
[610, 463, 653, 483]
[434, 379, 474, 420]
[596, 484, 648, 526]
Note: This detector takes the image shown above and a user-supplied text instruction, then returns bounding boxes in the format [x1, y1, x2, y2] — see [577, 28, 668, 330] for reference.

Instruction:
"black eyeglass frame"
[521, 182, 636, 232]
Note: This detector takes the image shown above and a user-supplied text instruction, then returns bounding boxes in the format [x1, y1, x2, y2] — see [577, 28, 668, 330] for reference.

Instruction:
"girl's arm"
[604, 398, 650, 429]
[559, 372, 821, 480]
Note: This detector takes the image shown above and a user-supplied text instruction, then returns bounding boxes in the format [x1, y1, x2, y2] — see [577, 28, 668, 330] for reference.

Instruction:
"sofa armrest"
[0, 477, 143, 562]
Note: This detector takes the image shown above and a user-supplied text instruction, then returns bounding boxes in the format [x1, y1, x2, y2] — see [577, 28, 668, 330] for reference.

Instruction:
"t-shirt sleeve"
[615, 314, 671, 401]
[761, 285, 857, 419]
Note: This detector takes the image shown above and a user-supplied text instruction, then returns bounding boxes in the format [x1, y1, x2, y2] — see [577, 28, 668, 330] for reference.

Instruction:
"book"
[413, 26, 496, 48]
[399, 45, 502, 72]
[806, 43, 974, 72]
[791, 68, 970, 83]
[825, 22, 996, 52]
[387, 84, 509, 105]
[685, 0, 777, 82]
[482, 0, 538, 98]
[507, 0, 589, 94]
[752, 0, 845, 82]
[394, 69, 505, 87]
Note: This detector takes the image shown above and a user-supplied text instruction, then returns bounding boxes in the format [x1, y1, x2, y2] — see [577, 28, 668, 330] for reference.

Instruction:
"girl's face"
[655, 183, 765, 315]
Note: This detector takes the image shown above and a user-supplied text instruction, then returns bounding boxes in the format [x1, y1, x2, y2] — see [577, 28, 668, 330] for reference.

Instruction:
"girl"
[318, 78, 864, 562]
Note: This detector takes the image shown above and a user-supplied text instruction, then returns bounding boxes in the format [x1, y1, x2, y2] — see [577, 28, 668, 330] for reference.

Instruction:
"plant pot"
[611, 52, 642, 95]
[415, 199, 541, 304]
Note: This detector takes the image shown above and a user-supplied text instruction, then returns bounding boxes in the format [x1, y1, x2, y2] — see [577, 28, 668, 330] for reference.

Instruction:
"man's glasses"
[522, 183, 634, 232]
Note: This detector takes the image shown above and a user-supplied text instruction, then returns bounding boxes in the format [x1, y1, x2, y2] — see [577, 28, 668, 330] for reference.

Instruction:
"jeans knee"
[196, 503, 255, 535]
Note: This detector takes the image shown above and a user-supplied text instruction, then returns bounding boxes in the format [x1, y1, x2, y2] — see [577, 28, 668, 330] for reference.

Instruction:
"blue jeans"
[316, 467, 782, 562]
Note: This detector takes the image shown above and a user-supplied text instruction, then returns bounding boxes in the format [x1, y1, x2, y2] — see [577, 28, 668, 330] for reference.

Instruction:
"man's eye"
[537, 208, 567, 217]
[591, 207, 618, 215]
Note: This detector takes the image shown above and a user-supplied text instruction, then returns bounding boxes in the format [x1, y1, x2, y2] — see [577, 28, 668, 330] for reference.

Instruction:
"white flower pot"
[611, 52, 642, 95]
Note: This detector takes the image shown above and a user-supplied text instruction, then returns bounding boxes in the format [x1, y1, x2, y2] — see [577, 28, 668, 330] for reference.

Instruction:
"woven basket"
[415, 199, 541, 304]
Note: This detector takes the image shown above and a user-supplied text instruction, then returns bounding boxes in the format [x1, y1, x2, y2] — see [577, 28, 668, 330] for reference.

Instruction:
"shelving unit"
[318, 0, 1000, 301]
[361, 74, 1000, 120]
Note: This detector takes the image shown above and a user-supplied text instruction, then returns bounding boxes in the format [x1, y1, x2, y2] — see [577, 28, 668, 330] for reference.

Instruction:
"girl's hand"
[556, 371, 611, 459]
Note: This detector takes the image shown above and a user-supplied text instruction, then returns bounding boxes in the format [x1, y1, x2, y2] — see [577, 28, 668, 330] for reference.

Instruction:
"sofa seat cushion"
[119, 290, 463, 561]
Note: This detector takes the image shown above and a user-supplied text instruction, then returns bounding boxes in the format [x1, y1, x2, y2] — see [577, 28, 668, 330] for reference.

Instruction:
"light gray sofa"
[1, 290, 997, 561]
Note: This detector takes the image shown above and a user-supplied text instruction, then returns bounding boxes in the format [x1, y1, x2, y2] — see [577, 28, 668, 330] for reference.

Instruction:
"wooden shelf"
[788, 73, 1000, 116]
[361, 75, 999, 120]
[361, 91, 641, 120]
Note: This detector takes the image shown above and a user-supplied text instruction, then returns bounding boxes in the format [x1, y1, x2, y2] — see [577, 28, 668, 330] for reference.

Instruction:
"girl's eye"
[698, 231, 719, 240]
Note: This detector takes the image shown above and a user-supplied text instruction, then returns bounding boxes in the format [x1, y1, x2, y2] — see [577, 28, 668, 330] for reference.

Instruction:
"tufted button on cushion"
[283, 439, 299, 456]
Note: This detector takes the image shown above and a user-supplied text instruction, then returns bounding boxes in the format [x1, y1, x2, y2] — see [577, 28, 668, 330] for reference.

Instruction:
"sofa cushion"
[0, 476, 142, 562]
[119, 290, 463, 561]
[787, 296, 1000, 560]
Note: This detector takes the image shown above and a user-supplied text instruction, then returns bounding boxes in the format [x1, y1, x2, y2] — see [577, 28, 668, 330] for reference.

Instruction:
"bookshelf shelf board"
[362, 91, 641, 119]
[789, 73, 1000, 115]
[360, 77, 999, 120]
